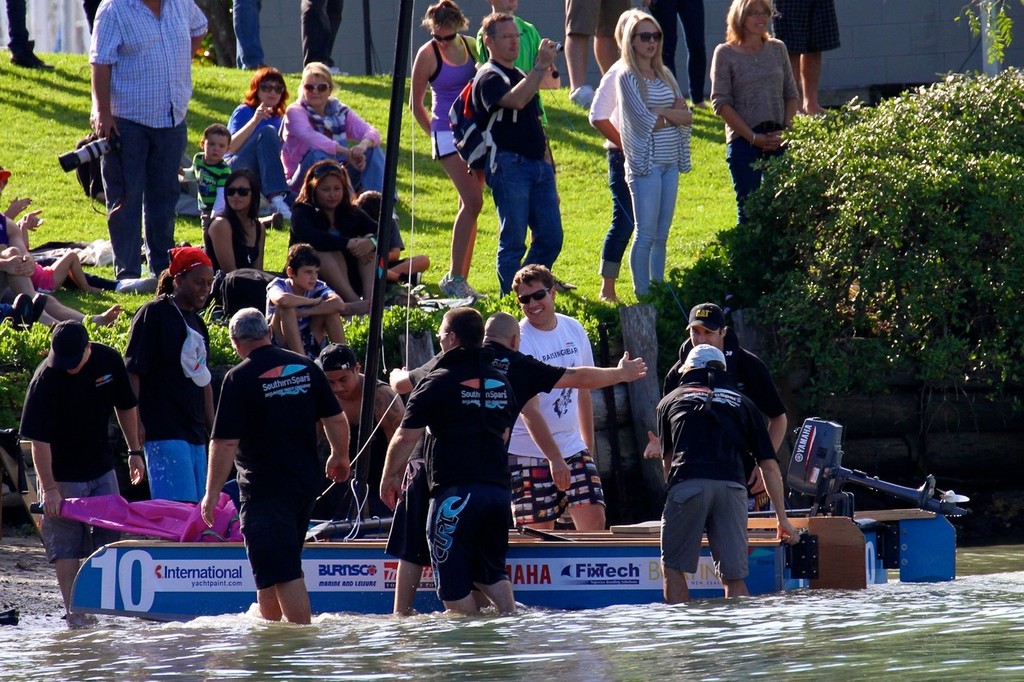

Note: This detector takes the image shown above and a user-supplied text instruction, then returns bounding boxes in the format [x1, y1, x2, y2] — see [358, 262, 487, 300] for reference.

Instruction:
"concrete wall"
[17, 0, 1024, 93]
[258, 0, 1024, 95]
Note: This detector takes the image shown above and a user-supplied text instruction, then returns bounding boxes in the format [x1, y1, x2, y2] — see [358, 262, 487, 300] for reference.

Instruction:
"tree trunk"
[195, 0, 236, 67]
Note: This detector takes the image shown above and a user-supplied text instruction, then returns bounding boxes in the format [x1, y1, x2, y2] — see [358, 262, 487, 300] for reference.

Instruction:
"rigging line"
[403, 14, 419, 365]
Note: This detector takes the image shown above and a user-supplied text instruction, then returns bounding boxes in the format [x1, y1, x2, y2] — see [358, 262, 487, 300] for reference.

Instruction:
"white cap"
[683, 344, 726, 372]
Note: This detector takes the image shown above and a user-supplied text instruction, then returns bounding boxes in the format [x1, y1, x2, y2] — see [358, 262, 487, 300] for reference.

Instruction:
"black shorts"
[384, 457, 432, 566]
[428, 484, 511, 603]
[774, 0, 841, 54]
[239, 494, 314, 590]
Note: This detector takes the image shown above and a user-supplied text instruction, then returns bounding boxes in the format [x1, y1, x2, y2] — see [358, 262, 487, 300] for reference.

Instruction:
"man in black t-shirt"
[475, 12, 564, 295]
[646, 344, 798, 604]
[380, 308, 519, 615]
[201, 308, 350, 624]
[384, 311, 646, 615]
[20, 321, 144, 627]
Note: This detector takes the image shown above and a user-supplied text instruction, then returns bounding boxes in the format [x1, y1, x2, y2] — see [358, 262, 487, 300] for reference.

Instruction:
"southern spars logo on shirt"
[459, 378, 509, 408]
[259, 364, 312, 397]
[95, 373, 113, 387]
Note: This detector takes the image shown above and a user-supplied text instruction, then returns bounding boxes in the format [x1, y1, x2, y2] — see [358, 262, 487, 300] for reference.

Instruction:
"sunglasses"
[225, 186, 252, 197]
[303, 82, 330, 93]
[516, 287, 551, 305]
[635, 31, 663, 43]
[312, 163, 345, 179]
[259, 83, 284, 93]
[432, 32, 457, 42]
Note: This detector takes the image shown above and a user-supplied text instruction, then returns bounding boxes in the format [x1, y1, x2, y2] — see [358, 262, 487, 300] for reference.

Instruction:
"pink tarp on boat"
[60, 492, 242, 542]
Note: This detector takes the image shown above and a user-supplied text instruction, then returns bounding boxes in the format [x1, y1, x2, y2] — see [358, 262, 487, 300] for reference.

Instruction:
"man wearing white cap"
[646, 343, 798, 604]
[20, 321, 145, 627]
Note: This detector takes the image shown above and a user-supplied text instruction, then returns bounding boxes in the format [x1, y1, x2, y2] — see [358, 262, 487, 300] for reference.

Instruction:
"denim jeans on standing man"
[233, 0, 265, 69]
[627, 163, 679, 297]
[486, 150, 564, 295]
[101, 118, 188, 279]
[599, 148, 636, 280]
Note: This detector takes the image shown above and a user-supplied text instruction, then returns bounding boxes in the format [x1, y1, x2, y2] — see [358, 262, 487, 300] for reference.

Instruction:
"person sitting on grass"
[205, 168, 266, 274]
[0, 165, 121, 326]
[353, 190, 430, 287]
[266, 243, 347, 359]
[188, 123, 232, 230]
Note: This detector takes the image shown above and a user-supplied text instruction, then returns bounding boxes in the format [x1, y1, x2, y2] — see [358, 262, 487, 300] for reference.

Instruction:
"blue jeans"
[627, 163, 679, 297]
[485, 150, 564, 295]
[599, 148, 635, 280]
[101, 118, 187, 279]
[649, 0, 707, 103]
[4, 0, 30, 54]
[726, 137, 784, 224]
[145, 439, 208, 503]
[233, 0, 264, 69]
[292, 145, 385, 194]
[229, 126, 288, 197]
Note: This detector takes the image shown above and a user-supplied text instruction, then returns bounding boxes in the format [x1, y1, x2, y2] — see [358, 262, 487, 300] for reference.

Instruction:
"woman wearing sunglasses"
[409, 0, 485, 301]
[614, 9, 691, 298]
[226, 67, 293, 220]
[281, 62, 385, 196]
[710, 0, 798, 223]
[205, 169, 266, 274]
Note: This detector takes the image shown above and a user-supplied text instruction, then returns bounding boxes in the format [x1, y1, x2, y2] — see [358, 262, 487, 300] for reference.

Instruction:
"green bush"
[684, 70, 1024, 400]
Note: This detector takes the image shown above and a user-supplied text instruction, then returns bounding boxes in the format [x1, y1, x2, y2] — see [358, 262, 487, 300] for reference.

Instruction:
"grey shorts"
[661, 478, 749, 580]
[565, 0, 631, 37]
[42, 469, 121, 562]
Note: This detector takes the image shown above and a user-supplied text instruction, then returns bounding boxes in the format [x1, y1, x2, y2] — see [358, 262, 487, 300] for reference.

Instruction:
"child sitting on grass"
[266, 243, 347, 359]
[353, 190, 430, 286]
[188, 124, 232, 229]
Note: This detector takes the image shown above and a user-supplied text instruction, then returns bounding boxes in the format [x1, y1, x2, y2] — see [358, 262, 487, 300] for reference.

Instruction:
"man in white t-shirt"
[507, 264, 606, 531]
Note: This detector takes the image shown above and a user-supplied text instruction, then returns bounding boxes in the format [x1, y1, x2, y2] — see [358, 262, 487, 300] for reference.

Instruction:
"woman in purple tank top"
[410, 0, 486, 301]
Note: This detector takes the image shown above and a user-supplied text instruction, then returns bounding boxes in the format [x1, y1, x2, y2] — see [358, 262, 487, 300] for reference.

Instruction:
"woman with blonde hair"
[614, 9, 692, 298]
[281, 62, 385, 194]
[710, 0, 798, 223]
[409, 0, 485, 300]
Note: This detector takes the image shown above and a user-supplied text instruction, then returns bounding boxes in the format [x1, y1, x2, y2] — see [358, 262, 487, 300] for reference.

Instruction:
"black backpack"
[448, 62, 512, 172]
[210, 268, 277, 319]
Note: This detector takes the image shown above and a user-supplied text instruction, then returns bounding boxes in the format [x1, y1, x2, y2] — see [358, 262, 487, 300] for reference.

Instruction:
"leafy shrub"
[679, 70, 1024, 401]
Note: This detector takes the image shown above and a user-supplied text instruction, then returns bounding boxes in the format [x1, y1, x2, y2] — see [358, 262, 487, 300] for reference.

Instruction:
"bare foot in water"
[90, 305, 123, 327]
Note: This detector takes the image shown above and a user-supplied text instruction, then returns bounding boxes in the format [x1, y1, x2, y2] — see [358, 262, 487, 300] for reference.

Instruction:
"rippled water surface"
[3, 547, 1023, 680]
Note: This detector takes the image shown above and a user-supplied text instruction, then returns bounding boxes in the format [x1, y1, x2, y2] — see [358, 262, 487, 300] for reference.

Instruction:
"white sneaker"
[439, 273, 485, 300]
[270, 194, 292, 220]
[570, 85, 595, 109]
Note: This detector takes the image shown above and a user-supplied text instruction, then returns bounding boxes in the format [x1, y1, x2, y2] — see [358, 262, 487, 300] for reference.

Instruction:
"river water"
[2, 546, 1023, 680]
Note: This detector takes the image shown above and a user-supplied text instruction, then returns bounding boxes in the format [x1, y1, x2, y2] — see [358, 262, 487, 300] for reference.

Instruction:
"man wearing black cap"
[20, 321, 144, 627]
[647, 344, 798, 604]
[314, 343, 405, 519]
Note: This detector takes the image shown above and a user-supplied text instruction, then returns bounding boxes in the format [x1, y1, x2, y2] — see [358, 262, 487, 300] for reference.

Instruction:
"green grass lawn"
[1, 52, 736, 316]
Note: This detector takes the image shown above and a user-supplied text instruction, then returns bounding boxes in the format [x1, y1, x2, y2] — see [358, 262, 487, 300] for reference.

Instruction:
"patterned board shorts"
[510, 450, 606, 526]
[773, 0, 841, 54]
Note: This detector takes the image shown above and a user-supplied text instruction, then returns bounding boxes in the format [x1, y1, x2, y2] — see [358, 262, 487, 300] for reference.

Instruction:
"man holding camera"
[89, 0, 207, 280]
[475, 12, 563, 296]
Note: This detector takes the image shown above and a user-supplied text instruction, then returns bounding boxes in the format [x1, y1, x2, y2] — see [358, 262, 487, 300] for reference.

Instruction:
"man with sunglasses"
[507, 264, 608, 531]
[475, 12, 564, 295]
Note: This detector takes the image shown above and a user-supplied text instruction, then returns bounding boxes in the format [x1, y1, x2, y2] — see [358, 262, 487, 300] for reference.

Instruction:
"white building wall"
[15, 0, 1024, 92]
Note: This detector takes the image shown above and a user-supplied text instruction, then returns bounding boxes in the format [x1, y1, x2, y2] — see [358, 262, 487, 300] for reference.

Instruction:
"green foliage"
[732, 71, 1024, 400]
[959, 0, 1022, 64]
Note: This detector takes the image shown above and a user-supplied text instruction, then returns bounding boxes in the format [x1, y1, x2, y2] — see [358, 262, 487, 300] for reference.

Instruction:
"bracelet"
[751, 133, 758, 145]
[128, 450, 143, 458]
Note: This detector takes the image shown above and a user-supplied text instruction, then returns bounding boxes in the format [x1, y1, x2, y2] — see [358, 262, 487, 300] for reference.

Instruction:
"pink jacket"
[280, 100, 382, 180]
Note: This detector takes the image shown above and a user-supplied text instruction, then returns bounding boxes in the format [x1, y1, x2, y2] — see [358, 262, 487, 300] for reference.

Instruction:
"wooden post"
[619, 304, 665, 516]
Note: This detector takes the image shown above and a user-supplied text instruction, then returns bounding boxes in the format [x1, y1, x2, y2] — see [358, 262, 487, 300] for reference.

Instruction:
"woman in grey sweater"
[710, 0, 798, 223]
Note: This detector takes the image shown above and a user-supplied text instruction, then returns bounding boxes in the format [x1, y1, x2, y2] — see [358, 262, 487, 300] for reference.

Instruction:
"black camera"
[58, 133, 120, 172]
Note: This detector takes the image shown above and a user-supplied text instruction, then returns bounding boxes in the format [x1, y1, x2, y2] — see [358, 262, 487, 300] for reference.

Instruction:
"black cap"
[688, 303, 726, 331]
[316, 343, 358, 371]
[48, 321, 89, 370]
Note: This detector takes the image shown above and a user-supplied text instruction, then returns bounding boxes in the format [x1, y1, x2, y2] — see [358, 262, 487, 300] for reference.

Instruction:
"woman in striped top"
[614, 9, 692, 298]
